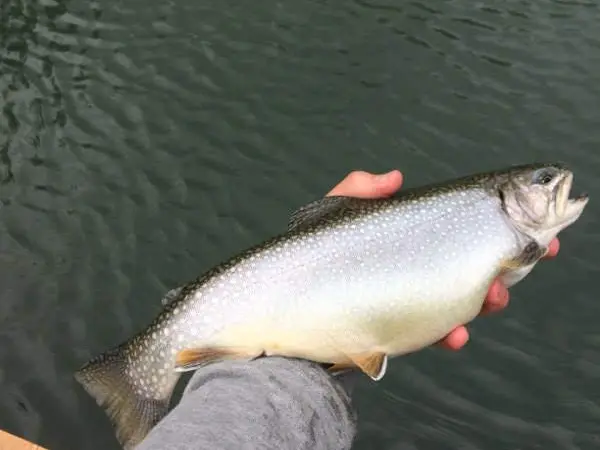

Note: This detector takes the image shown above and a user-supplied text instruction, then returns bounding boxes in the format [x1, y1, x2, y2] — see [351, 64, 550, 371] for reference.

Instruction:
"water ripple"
[1, 0, 600, 449]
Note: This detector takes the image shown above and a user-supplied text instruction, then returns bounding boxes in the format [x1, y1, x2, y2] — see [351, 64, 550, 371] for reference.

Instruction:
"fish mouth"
[555, 172, 589, 220]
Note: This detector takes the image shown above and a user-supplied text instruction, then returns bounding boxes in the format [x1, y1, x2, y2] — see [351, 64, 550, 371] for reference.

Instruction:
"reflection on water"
[1, 1, 599, 448]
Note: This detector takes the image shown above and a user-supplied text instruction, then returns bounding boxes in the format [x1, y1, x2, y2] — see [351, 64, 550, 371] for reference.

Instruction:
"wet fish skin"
[74, 162, 588, 449]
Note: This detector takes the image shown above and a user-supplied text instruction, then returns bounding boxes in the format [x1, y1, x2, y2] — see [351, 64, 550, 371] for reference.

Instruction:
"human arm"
[136, 356, 357, 450]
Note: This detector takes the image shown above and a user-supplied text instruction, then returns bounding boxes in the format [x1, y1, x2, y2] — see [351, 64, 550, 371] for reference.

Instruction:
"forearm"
[136, 356, 358, 450]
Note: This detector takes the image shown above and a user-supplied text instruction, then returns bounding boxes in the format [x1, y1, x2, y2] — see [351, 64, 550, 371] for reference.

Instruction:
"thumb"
[326, 170, 403, 198]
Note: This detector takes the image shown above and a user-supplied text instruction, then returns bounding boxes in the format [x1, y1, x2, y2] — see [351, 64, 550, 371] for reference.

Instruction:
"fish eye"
[533, 168, 556, 185]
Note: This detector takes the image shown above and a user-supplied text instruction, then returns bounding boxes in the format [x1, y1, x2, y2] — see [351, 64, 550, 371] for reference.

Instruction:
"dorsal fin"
[287, 196, 369, 232]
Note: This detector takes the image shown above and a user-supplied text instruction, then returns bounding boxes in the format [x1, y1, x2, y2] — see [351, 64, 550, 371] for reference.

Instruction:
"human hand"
[326, 170, 560, 351]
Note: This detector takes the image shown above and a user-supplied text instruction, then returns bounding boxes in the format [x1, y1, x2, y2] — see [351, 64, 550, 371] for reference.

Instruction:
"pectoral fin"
[501, 240, 547, 271]
[328, 352, 388, 381]
[174, 347, 264, 372]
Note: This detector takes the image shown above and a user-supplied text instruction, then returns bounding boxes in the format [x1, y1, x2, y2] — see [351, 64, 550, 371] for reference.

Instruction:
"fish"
[74, 162, 588, 449]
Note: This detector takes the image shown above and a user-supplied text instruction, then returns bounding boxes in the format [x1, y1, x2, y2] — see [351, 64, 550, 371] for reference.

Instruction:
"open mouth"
[556, 172, 589, 218]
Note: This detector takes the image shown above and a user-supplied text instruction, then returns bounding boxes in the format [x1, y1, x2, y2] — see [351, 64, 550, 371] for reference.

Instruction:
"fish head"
[495, 162, 589, 246]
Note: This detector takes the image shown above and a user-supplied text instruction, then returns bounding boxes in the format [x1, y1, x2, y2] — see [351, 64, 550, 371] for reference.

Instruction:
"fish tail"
[74, 343, 175, 450]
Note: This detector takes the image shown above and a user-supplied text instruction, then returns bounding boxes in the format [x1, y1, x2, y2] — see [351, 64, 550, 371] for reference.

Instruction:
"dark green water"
[1, 0, 600, 448]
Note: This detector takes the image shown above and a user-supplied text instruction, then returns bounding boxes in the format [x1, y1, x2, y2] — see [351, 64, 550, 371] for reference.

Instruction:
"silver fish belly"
[168, 187, 520, 364]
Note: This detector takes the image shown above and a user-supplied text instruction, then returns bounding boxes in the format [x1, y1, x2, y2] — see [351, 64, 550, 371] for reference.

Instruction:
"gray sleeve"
[136, 356, 359, 450]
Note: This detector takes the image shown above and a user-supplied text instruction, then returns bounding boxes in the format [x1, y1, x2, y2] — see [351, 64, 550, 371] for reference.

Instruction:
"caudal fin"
[74, 345, 171, 450]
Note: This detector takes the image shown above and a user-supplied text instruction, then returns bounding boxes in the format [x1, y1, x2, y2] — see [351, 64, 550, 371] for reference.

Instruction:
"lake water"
[1, 0, 599, 449]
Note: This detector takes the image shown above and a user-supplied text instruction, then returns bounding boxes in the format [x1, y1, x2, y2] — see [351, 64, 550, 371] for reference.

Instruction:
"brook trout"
[74, 162, 588, 449]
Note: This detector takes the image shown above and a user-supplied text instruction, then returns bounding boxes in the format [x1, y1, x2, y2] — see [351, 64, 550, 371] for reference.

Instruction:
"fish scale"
[186, 188, 516, 361]
[74, 162, 589, 449]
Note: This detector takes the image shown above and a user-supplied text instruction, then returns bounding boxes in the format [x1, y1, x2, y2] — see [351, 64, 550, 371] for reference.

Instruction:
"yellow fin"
[174, 347, 263, 372]
[500, 258, 522, 271]
[349, 352, 388, 381]
[326, 361, 357, 376]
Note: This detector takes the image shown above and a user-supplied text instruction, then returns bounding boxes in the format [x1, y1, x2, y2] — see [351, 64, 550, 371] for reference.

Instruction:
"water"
[1, 0, 599, 448]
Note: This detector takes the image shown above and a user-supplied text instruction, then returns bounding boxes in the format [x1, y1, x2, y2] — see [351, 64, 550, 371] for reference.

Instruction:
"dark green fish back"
[286, 162, 565, 234]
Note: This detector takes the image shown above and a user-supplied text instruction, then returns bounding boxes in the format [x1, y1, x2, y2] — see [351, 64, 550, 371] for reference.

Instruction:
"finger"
[480, 279, 510, 316]
[437, 326, 470, 351]
[543, 238, 560, 259]
[326, 170, 403, 198]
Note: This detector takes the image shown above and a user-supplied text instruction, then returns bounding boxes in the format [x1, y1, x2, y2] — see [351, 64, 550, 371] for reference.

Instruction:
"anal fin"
[326, 361, 357, 377]
[327, 352, 388, 381]
[175, 347, 264, 372]
[353, 352, 388, 381]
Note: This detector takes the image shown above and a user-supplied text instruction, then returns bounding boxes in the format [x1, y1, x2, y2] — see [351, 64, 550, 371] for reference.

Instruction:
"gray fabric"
[136, 357, 359, 450]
